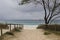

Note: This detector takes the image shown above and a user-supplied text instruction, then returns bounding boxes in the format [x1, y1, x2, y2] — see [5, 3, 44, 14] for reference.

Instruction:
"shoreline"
[23, 25, 38, 29]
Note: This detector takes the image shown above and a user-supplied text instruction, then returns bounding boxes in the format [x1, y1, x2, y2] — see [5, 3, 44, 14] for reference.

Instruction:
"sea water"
[0, 20, 60, 25]
[0, 20, 60, 35]
[0, 20, 44, 25]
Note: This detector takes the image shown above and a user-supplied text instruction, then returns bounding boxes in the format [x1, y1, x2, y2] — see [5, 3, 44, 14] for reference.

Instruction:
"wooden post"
[10, 24, 11, 31]
[20, 24, 21, 27]
[18, 24, 19, 28]
[19, 24, 20, 27]
[22, 24, 23, 28]
[19, 25, 20, 27]
[14, 24, 15, 29]
[17, 24, 18, 28]
[1, 27, 3, 36]
[55, 25, 56, 31]
[19, 24, 23, 29]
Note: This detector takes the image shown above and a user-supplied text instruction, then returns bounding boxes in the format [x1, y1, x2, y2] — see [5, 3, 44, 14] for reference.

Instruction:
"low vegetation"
[4, 32, 14, 36]
[37, 24, 60, 31]
[13, 28, 21, 32]
[0, 23, 9, 29]
[19, 27, 23, 29]
[37, 24, 60, 35]
[44, 31, 51, 35]
[0, 23, 23, 40]
[47, 30, 60, 35]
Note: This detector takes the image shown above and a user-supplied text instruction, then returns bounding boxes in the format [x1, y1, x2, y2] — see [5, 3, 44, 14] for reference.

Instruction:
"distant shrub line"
[37, 24, 60, 31]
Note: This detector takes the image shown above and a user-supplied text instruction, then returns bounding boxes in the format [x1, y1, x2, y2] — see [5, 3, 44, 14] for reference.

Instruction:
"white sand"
[4, 29, 60, 40]
[23, 25, 38, 29]
[0, 25, 22, 36]
[0, 25, 35, 36]
[0, 25, 14, 36]
[1, 25, 60, 40]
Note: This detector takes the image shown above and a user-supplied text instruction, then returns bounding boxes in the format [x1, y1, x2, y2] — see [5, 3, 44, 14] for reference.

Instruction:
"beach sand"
[23, 25, 38, 29]
[0, 25, 20, 36]
[1, 25, 60, 40]
[3, 29, 60, 40]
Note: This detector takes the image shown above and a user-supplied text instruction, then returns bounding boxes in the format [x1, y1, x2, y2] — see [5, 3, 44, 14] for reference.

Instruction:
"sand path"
[4, 29, 60, 40]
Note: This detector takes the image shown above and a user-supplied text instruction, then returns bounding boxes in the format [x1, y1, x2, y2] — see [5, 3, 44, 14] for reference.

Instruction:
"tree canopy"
[20, 0, 60, 24]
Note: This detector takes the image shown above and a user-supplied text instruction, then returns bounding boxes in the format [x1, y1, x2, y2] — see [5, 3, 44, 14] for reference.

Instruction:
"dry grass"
[37, 24, 60, 31]
[44, 31, 51, 35]
[0, 23, 9, 29]
[37, 24, 60, 35]
[4, 32, 14, 36]
[13, 28, 21, 32]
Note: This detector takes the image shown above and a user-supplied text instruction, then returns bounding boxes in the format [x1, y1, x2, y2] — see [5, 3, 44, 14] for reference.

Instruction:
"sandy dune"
[3, 29, 60, 40]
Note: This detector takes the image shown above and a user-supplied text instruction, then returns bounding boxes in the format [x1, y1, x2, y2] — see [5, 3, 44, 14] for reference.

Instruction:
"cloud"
[17, 3, 44, 12]
[0, 0, 44, 20]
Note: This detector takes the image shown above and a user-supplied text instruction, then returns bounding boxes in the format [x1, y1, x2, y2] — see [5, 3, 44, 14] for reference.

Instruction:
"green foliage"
[48, 30, 60, 35]
[44, 31, 51, 35]
[0, 23, 9, 29]
[37, 24, 60, 31]
[21, 0, 30, 5]
[19, 27, 23, 29]
[37, 24, 45, 29]
[4, 32, 14, 36]
[22, 0, 29, 2]
[54, 32, 60, 35]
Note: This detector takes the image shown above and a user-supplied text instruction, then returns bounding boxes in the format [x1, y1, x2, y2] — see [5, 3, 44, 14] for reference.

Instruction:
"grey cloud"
[0, 0, 44, 20]
[17, 3, 44, 12]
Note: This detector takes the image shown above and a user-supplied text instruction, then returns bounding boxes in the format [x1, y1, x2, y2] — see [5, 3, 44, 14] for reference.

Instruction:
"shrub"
[0, 23, 9, 29]
[37, 24, 45, 29]
[19, 27, 23, 29]
[44, 31, 51, 35]
[14, 28, 21, 32]
[4, 32, 14, 36]
[37, 24, 60, 31]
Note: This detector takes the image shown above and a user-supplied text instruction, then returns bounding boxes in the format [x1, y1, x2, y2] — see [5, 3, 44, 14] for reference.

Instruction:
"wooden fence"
[0, 24, 23, 36]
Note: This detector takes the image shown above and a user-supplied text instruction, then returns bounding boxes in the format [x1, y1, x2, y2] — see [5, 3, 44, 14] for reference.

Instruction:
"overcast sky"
[0, 0, 44, 20]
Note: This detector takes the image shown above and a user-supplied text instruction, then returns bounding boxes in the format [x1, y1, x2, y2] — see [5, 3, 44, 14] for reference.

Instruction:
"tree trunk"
[10, 24, 11, 32]
[1, 27, 3, 36]
[44, 18, 49, 29]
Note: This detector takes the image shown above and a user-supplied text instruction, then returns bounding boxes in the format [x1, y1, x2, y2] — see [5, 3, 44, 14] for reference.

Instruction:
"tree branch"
[50, 16, 60, 24]
[52, 13, 60, 17]
[47, 0, 51, 19]
[48, 0, 60, 23]
[42, 0, 47, 24]
[42, 0, 47, 18]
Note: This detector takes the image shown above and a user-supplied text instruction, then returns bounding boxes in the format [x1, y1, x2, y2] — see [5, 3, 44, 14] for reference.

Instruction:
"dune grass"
[13, 28, 21, 32]
[4, 32, 14, 36]
[4, 27, 21, 36]
[37, 24, 60, 31]
[37, 24, 60, 35]
[46, 30, 60, 35]
[0, 23, 9, 29]
[0, 23, 23, 40]
[44, 31, 51, 35]
[19, 27, 23, 29]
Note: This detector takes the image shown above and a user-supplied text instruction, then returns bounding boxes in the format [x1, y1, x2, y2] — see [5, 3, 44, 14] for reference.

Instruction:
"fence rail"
[0, 24, 23, 36]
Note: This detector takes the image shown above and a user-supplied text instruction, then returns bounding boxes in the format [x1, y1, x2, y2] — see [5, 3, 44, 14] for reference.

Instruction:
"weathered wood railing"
[0, 24, 23, 36]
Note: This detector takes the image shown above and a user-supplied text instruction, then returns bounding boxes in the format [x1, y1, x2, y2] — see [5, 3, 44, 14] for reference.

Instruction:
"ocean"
[0, 20, 44, 25]
[0, 20, 60, 25]
[0, 20, 60, 36]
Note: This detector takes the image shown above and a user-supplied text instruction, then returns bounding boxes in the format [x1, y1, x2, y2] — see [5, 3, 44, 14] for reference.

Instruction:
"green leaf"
[21, 0, 30, 5]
